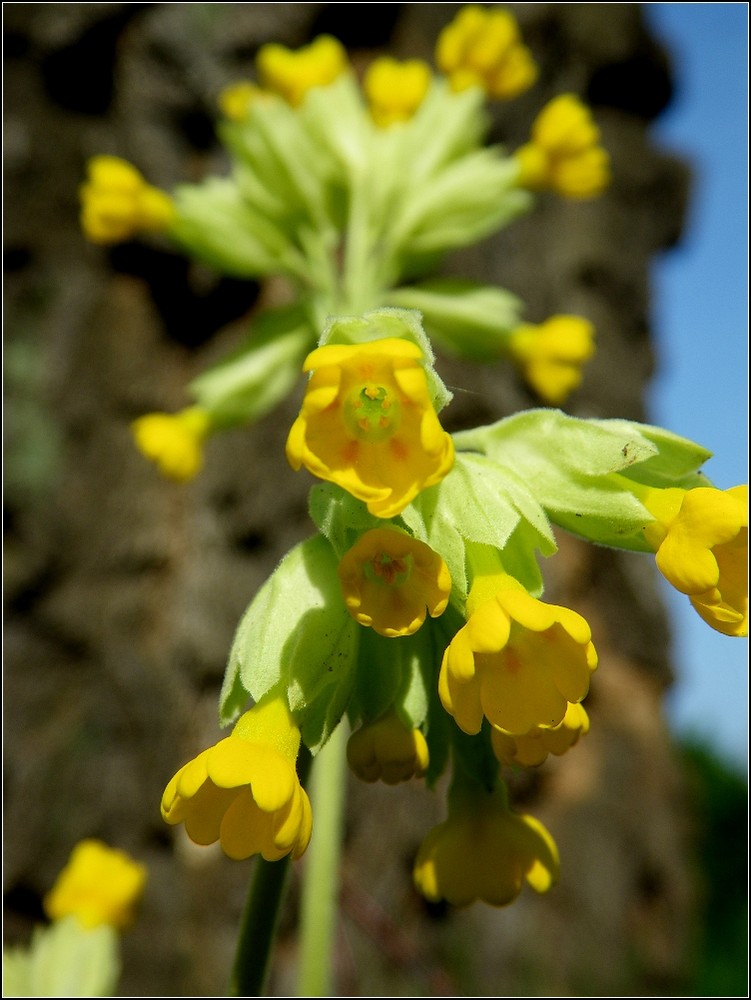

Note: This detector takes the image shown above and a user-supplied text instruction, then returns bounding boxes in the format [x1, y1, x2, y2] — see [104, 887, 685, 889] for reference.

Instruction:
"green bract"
[454, 409, 714, 551]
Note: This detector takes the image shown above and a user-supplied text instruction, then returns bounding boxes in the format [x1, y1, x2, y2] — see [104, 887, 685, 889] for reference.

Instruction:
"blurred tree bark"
[4, 3, 700, 995]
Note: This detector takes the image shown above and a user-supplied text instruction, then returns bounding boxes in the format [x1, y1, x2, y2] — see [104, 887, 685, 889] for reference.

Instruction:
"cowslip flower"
[641, 484, 748, 637]
[347, 708, 429, 784]
[43, 840, 147, 931]
[161, 696, 312, 861]
[79, 155, 174, 244]
[218, 79, 264, 121]
[491, 701, 590, 767]
[285, 338, 454, 518]
[439, 572, 597, 735]
[256, 34, 348, 107]
[363, 57, 432, 127]
[507, 315, 596, 404]
[337, 528, 451, 636]
[514, 93, 611, 198]
[413, 783, 559, 907]
[435, 5, 537, 101]
[131, 407, 211, 482]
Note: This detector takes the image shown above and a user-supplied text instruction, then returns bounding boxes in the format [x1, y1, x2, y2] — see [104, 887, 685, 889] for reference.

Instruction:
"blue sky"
[641, 3, 748, 771]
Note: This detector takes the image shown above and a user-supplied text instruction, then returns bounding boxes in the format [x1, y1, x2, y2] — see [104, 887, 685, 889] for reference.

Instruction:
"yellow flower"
[338, 528, 451, 636]
[507, 315, 596, 405]
[363, 57, 432, 127]
[79, 155, 174, 245]
[43, 840, 147, 931]
[218, 79, 264, 121]
[161, 696, 312, 862]
[435, 5, 537, 100]
[256, 34, 348, 106]
[641, 484, 748, 637]
[131, 407, 211, 482]
[347, 708, 429, 784]
[285, 338, 455, 518]
[491, 701, 590, 767]
[514, 94, 611, 198]
[413, 784, 559, 907]
[439, 573, 597, 736]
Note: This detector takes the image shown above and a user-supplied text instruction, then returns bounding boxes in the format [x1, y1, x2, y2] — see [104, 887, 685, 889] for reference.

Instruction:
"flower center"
[366, 552, 413, 587]
[344, 383, 401, 443]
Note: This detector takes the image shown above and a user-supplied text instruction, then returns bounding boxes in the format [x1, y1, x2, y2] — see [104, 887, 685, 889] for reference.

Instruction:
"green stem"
[229, 749, 313, 997]
[296, 722, 349, 997]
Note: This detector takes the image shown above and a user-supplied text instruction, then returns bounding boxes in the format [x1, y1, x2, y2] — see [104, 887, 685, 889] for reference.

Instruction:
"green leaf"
[384, 278, 523, 361]
[189, 303, 313, 428]
[220, 535, 359, 738]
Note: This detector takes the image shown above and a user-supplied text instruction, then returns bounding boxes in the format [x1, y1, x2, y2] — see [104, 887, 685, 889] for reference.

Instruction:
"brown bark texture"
[4, 3, 703, 996]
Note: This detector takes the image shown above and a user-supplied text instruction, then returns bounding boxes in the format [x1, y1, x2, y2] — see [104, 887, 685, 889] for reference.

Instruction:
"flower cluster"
[3, 840, 146, 997]
[77, 5, 746, 921]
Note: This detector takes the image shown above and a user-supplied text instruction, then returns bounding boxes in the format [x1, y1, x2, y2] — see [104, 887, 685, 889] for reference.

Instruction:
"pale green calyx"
[454, 409, 714, 551]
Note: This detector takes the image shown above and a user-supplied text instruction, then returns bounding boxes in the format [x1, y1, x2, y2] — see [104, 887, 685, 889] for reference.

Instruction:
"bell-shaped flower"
[413, 783, 559, 907]
[347, 708, 429, 784]
[43, 840, 147, 931]
[435, 5, 537, 100]
[217, 79, 264, 122]
[79, 155, 174, 245]
[514, 94, 611, 198]
[363, 57, 432, 127]
[642, 484, 748, 637]
[338, 528, 451, 636]
[507, 315, 595, 404]
[256, 34, 349, 107]
[491, 701, 590, 767]
[286, 338, 454, 518]
[161, 696, 312, 862]
[439, 573, 597, 735]
[131, 407, 211, 482]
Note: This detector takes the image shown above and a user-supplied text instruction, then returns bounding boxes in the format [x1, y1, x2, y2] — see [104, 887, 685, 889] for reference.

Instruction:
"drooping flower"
[413, 783, 559, 907]
[641, 484, 748, 637]
[491, 701, 590, 767]
[256, 34, 349, 107]
[507, 314, 595, 404]
[347, 708, 429, 784]
[439, 572, 597, 735]
[338, 528, 451, 636]
[43, 840, 147, 931]
[514, 94, 611, 198]
[131, 407, 211, 482]
[218, 79, 264, 121]
[79, 155, 175, 245]
[161, 696, 312, 862]
[285, 338, 454, 518]
[435, 5, 537, 101]
[363, 57, 432, 127]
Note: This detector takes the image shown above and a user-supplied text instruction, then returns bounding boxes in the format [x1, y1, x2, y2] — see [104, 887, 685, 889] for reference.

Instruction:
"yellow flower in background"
[161, 696, 312, 862]
[413, 784, 559, 907]
[491, 701, 590, 767]
[256, 34, 349, 106]
[641, 484, 748, 637]
[435, 5, 537, 100]
[218, 79, 264, 121]
[507, 315, 596, 405]
[439, 573, 597, 736]
[347, 708, 429, 784]
[338, 528, 451, 636]
[79, 155, 174, 245]
[363, 57, 432, 127]
[514, 93, 611, 198]
[131, 407, 211, 482]
[286, 338, 454, 518]
[43, 840, 147, 931]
